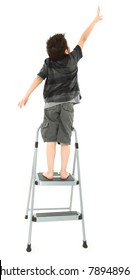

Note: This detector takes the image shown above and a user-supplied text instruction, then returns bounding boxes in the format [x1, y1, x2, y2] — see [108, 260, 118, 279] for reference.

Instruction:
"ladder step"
[35, 172, 78, 186]
[33, 211, 82, 222]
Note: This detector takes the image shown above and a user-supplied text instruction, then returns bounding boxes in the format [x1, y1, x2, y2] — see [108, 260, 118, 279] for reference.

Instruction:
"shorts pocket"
[61, 103, 74, 126]
[41, 120, 49, 140]
[62, 103, 74, 112]
[45, 105, 57, 111]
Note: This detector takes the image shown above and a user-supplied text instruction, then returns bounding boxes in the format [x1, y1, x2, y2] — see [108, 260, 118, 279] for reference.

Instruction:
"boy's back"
[37, 45, 82, 104]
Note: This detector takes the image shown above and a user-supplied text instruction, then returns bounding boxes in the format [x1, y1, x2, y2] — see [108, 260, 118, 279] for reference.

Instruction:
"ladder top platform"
[36, 172, 78, 186]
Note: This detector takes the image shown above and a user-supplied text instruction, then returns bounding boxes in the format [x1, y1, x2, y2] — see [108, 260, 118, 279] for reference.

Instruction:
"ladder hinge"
[79, 214, 82, 220]
[75, 143, 79, 149]
[32, 216, 36, 222]
[35, 141, 38, 148]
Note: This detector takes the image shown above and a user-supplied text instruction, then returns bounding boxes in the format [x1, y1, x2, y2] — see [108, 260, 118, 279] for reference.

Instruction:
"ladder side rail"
[25, 152, 37, 218]
[69, 127, 77, 210]
[72, 127, 77, 175]
[25, 125, 41, 218]
[76, 149, 87, 241]
[74, 128, 87, 244]
[26, 126, 41, 252]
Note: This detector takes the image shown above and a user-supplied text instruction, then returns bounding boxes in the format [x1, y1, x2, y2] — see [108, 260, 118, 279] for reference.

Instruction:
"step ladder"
[25, 125, 88, 252]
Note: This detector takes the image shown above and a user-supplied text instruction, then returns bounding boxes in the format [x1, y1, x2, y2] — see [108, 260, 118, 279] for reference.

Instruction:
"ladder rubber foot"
[25, 215, 28, 219]
[83, 241, 88, 248]
[26, 244, 32, 252]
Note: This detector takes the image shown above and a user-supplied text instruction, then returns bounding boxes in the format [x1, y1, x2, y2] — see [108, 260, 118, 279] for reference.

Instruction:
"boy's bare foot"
[42, 172, 53, 180]
[60, 172, 70, 180]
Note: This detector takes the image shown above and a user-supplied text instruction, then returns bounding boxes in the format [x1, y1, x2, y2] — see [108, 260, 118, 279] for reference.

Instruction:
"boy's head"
[46, 33, 69, 61]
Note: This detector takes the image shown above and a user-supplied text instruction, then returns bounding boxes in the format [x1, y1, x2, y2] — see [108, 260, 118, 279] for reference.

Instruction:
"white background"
[0, 0, 130, 279]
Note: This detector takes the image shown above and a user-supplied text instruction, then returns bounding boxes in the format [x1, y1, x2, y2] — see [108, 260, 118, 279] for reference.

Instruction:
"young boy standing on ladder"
[18, 7, 103, 180]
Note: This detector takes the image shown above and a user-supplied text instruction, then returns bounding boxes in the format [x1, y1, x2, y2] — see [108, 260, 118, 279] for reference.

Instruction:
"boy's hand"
[18, 95, 29, 108]
[95, 6, 103, 23]
[17, 76, 43, 108]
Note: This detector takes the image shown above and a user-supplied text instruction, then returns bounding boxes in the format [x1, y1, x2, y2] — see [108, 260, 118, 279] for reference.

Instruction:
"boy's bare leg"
[60, 143, 70, 179]
[43, 142, 56, 179]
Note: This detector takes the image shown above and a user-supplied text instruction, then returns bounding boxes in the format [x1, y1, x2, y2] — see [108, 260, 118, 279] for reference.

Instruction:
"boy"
[18, 7, 103, 180]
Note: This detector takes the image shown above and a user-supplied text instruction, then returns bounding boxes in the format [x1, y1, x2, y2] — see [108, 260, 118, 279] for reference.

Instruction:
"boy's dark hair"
[46, 33, 68, 61]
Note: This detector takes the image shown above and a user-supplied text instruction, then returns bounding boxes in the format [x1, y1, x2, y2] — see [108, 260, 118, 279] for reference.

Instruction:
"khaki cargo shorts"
[41, 103, 74, 144]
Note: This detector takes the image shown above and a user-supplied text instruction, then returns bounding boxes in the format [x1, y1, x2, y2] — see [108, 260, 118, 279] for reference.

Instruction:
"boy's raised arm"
[78, 6, 103, 49]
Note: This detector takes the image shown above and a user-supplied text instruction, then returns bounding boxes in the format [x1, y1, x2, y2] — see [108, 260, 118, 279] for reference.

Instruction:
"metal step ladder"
[25, 125, 88, 252]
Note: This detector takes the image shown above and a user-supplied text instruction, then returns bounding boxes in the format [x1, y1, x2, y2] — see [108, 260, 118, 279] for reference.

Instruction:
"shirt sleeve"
[70, 45, 83, 62]
[37, 60, 48, 80]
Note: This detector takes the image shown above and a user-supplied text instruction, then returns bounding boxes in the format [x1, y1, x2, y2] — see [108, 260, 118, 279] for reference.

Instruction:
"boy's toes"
[42, 172, 53, 180]
[60, 172, 70, 180]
